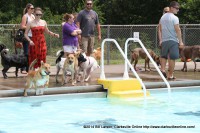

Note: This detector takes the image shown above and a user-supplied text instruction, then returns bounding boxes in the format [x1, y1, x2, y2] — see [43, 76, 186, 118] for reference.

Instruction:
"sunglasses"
[30, 8, 34, 10]
[35, 14, 42, 16]
[87, 3, 92, 5]
[173, 7, 179, 10]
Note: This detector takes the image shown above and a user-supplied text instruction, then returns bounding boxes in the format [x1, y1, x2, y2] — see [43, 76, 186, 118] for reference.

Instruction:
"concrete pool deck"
[0, 61, 200, 97]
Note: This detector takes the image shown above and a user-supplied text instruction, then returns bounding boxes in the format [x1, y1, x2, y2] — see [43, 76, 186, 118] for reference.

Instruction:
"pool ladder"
[98, 38, 171, 99]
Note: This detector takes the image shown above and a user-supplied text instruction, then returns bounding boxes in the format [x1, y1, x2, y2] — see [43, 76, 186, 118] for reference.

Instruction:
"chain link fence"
[0, 24, 200, 64]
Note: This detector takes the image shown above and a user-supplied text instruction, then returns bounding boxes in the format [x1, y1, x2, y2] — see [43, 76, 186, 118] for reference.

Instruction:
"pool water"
[0, 87, 200, 133]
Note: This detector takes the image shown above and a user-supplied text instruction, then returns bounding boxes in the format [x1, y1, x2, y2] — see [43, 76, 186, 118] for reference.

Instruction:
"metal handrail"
[123, 38, 171, 93]
[100, 38, 147, 98]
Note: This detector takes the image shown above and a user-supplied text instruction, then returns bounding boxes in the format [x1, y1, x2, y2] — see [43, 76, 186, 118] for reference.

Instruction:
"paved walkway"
[0, 62, 200, 90]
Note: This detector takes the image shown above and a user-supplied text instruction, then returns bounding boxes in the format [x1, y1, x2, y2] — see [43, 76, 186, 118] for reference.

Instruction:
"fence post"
[106, 25, 110, 65]
[182, 25, 186, 44]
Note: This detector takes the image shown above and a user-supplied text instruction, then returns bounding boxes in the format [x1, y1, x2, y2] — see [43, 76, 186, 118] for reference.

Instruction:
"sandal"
[168, 76, 176, 80]
[161, 71, 167, 78]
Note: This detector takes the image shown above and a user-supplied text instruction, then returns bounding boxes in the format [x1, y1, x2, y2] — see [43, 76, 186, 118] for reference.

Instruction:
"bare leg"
[168, 59, 175, 78]
[161, 57, 167, 72]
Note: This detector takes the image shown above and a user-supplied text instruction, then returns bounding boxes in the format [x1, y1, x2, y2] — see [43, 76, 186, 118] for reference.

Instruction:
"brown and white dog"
[179, 45, 200, 72]
[24, 59, 51, 96]
[61, 53, 80, 86]
[92, 47, 101, 63]
[129, 48, 160, 71]
[78, 52, 100, 82]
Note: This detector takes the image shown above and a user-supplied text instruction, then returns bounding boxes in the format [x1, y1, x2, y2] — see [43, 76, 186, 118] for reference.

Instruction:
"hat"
[169, 1, 180, 7]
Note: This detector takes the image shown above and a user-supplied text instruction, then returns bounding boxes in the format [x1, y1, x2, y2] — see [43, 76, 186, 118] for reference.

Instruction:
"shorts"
[161, 40, 179, 60]
[80, 36, 95, 55]
[63, 45, 77, 53]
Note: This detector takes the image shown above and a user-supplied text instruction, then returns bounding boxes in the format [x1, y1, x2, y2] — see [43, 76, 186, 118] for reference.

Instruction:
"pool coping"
[0, 80, 200, 98]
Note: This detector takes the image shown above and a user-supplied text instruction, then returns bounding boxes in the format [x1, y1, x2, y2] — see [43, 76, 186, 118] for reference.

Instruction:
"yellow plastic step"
[98, 78, 150, 98]
[109, 90, 150, 98]
[98, 78, 141, 91]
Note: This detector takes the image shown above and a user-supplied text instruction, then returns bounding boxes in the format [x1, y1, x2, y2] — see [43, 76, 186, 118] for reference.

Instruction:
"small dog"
[61, 53, 80, 86]
[1, 48, 28, 79]
[55, 50, 86, 83]
[92, 47, 101, 63]
[129, 47, 160, 71]
[24, 59, 51, 97]
[179, 45, 200, 72]
[79, 52, 100, 82]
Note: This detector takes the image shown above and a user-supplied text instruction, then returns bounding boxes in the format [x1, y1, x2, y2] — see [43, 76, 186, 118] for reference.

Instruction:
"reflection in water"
[175, 111, 200, 116]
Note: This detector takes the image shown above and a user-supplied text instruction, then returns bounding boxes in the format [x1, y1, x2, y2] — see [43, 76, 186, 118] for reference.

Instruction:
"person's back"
[160, 13, 179, 43]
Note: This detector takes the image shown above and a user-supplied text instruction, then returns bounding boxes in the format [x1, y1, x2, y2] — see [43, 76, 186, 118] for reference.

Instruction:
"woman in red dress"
[24, 7, 59, 68]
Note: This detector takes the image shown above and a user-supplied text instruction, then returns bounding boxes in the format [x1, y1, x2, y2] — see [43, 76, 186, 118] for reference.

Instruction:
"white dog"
[78, 53, 100, 82]
[55, 50, 87, 83]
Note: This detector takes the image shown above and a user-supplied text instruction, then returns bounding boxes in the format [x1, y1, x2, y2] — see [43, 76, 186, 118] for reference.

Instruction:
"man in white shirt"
[158, 1, 184, 80]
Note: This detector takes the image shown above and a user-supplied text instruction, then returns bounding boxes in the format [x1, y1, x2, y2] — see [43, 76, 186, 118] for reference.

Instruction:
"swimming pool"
[0, 87, 199, 133]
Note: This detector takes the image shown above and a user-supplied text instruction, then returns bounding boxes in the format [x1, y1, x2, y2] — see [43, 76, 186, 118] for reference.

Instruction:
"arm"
[44, 20, 59, 38]
[24, 22, 34, 45]
[71, 29, 82, 36]
[20, 15, 27, 29]
[97, 24, 101, 41]
[174, 24, 184, 46]
[158, 23, 162, 48]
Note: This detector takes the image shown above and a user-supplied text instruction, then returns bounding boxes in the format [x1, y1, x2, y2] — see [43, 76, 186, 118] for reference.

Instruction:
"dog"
[129, 47, 160, 71]
[55, 50, 87, 83]
[61, 53, 80, 86]
[179, 45, 200, 72]
[24, 59, 51, 97]
[92, 47, 101, 63]
[1, 48, 28, 79]
[78, 52, 100, 82]
[0, 43, 6, 51]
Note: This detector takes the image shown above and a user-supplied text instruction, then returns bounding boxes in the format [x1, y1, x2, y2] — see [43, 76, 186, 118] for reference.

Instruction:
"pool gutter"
[0, 80, 200, 98]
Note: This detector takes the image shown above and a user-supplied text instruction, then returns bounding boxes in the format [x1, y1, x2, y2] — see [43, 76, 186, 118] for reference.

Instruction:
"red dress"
[29, 26, 47, 68]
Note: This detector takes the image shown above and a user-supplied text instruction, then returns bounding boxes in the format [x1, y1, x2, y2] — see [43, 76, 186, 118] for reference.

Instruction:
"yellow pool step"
[98, 78, 150, 98]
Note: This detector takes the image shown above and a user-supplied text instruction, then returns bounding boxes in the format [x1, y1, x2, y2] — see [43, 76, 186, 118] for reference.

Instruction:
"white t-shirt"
[26, 13, 34, 37]
[160, 13, 179, 43]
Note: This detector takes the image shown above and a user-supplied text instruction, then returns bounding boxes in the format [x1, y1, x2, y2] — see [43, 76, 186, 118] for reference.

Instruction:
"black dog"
[0, 43, 6, 51]
[1, 48, 28, 79]
[55, 50, 87, 83]
[15, 29, 26, 42]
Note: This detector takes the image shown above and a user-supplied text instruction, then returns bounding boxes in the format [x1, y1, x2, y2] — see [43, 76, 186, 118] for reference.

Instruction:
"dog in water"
[55, 50, 86, 83]
[129, 47, 160, 71]
[61, 52, 82, 86]
[179, 45, 200, 72]
[78, 52, 100, 82]
[0, 47, 28, 79]
[24, 59, 51, 97]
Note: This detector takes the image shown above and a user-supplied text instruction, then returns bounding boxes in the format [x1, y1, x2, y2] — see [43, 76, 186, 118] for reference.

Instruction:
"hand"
[55, 34, 59, 38]
[179, 42, 184, 48]
[29, 40, 34, 46]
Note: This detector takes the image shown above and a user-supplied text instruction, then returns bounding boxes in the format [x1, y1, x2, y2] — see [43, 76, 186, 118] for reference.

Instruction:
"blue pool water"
[0, 87, 200, 133]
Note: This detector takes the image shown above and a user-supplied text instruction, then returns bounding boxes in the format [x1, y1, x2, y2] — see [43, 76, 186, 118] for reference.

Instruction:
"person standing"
[158, 1, 184, 80]
[62, 13, 81, 57]
[20, 3, 35, 73]
[76, 0, 101, 56]
[24, 7, 59, 68]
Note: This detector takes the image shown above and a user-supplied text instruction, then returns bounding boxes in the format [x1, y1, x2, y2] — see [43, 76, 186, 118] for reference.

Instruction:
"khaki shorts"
[80, 36, 95, 55]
